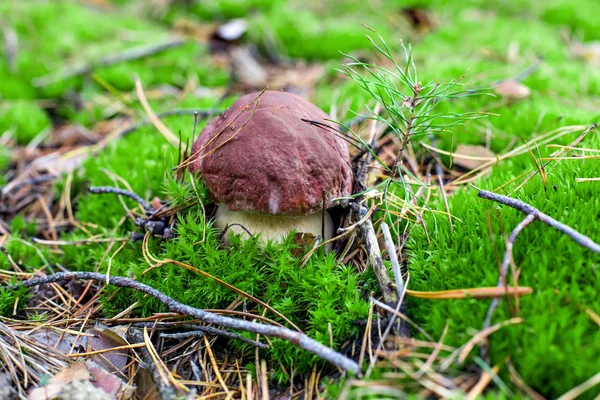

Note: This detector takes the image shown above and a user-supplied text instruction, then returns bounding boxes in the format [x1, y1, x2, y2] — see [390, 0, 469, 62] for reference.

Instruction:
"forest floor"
[0, 0, 599, 399]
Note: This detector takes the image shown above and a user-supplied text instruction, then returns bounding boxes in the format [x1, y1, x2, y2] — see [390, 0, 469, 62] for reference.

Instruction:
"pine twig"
[5, 272, 361, 375]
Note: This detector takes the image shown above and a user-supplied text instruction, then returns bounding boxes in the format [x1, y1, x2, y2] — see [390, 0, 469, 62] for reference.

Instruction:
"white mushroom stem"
[215, 205, 333, 245]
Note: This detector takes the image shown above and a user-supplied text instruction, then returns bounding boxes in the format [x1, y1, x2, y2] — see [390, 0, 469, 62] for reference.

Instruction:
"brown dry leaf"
[29, 363, 91, 400]
[29, 329, 84, 357]
[86, 326, 130, 374]
[134, 367, 161, 400]
[53, 362, 90, 384]
[452, 144, 497, 170]
[86, 360, 128, 397]
[495, 80, 531, 99]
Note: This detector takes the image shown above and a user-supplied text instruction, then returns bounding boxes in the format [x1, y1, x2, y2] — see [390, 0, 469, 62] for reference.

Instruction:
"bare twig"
[478, 189, 600, 360]
[380, 222, 404, 296]
[155, 324, 268, 349]
[478, 190, 600, 254]
[127, 328, 179, 400]
[33, 39, 185, 87]
[88, 186, 153, 214]
[351, 204, 398, 304]
[482, 214, 535, 342]
[5, 272, 361, 375]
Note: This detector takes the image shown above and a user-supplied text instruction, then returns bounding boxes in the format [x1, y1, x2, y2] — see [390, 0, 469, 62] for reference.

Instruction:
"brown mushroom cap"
[190, 91, 353, 215]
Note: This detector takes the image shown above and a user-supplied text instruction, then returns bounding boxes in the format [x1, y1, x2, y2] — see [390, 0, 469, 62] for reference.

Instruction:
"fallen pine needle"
[135, 77, 180, 147]
[459, 318, 523, 363]
[405, 287, 532, 300]
[467, 365, 500, 400]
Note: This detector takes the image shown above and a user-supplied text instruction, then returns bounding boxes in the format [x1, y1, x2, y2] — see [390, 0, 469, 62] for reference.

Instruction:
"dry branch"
[478, 189, 600, 360]
[351, 204, 398, 304]
[33, 39, 184, 87]
[478, 190, 600, 254]
[5, 272, 361, 375]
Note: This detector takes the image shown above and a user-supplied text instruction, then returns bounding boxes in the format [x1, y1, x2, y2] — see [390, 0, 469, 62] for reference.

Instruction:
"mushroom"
[189, 91, 353, 245]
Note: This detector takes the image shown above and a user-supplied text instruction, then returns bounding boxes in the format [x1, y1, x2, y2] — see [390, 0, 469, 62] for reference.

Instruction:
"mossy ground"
[1, 0, 599, 398]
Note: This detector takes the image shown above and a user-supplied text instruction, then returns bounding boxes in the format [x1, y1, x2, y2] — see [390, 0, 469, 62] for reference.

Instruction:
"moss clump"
[407, 130, 600, 397]
[0, 101, 51, 144]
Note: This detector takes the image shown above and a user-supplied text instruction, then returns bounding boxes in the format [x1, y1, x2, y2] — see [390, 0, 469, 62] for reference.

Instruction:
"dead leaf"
[172, 18, 218, 42]
[452, 144, 497, 170]
[28, 363, 91, 400]
[53, 363, 90, 385]
[134, 367, 161, 400]
[495, 80, 531, 99]
[29, 329, 84, 357]
[86, 360, 127, 397]
[85, 326, 130, 374]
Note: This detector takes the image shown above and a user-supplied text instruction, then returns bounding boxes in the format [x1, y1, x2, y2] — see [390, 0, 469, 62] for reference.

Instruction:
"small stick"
[5, 272, 361, 375]
[191, 111, 199, 144]
[127, 328, 179, 400]
[478, 188, 600, 359]
[33, 39, 185, 87]
[380, 222, 404, 296]
[158, 325, 268, 349]
[2, 28, 17, 73]
[478, 190, 600, 254]
[88, 186, 153, 214]
[351, 204, 398, 304]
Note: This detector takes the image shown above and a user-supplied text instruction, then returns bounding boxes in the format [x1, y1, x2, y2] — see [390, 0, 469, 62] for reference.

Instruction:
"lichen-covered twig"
[5, 272, 361, 375]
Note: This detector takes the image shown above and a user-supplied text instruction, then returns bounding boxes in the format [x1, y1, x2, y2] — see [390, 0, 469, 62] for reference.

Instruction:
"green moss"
[406, 134, 600, 398]
[248, 4, 393, 60]
[2, 0, 599, 396]
[0, 0, 227, 126]
[0, 101, 51, 144]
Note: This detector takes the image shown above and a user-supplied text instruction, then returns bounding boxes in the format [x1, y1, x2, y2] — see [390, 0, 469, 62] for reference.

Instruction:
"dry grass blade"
[458, 318, 523, 363]
[405, 286, 533, 299]
[135, 77, 180, 147]
[556, 371, 600, 400]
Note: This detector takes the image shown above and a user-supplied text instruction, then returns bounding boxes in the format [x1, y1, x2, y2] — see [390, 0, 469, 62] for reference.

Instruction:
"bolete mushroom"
[189, 91, 353, 244]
